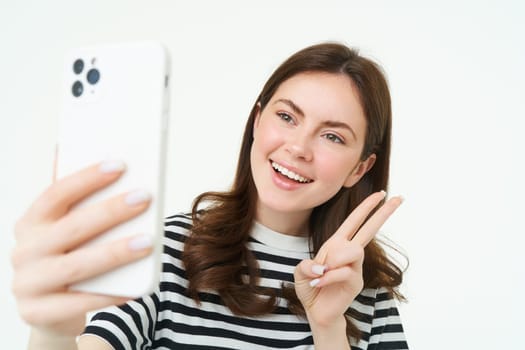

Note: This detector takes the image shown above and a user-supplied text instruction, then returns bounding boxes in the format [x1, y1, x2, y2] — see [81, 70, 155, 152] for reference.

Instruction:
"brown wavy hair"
[183, 42, 405, 341]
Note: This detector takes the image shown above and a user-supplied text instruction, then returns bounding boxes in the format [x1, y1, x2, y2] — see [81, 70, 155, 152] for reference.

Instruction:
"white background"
[1, 1, 524, 348]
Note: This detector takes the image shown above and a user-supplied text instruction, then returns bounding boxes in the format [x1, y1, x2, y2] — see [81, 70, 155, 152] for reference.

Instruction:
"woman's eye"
[277, 112, 294, 124]
[324, 133, 344, 144]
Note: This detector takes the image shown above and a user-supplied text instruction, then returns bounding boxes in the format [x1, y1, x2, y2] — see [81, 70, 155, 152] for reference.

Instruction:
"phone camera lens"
[87, 69, 100, 85]
[72, 81, 83, 97]
[73, 59, 84, 74]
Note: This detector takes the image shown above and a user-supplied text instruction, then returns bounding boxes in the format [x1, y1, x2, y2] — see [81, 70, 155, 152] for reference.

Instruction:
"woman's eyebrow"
[273, 98, 357, 140]
[273, 98, 304, 117]
[321, 120, 357, 140]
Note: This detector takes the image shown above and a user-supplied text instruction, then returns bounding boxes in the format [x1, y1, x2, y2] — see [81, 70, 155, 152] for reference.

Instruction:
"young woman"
[13, 42, 408, 349]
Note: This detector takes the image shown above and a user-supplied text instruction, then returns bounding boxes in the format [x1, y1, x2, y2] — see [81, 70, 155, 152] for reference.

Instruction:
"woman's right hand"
[11, 161, 154, 338]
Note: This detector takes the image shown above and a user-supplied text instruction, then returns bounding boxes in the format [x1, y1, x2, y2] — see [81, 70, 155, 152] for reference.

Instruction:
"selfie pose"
[13, 43, 408, 349]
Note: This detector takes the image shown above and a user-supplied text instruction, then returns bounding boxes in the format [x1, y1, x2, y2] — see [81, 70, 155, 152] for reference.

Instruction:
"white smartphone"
[56, 41, 170, 297]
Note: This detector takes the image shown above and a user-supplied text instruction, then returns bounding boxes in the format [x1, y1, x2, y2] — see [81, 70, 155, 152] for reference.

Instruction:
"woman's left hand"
[294, 191, 403, 329]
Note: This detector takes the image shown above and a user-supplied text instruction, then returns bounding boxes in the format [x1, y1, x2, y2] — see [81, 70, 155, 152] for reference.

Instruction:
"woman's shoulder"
[165, 211, 193, 223]
[355, 286, 397, 304]
[164, 212, 193, 239]
[350, 286, 400, 319]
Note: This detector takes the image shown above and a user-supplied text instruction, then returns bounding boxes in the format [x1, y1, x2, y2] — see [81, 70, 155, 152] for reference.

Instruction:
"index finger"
[332, 190, 387, 240]
[352, 195, 404, 248]
[23, 160, 126, 223]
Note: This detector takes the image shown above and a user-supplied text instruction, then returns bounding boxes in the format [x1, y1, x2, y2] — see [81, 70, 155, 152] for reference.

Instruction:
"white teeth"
[271, 161, 312, 183]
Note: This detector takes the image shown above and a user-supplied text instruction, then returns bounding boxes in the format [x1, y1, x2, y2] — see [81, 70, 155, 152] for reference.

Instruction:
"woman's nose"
[286, 133, 313, 161]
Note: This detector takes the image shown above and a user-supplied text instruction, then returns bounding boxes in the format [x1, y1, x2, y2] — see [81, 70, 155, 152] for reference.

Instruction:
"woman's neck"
[255, 204, 311, 236]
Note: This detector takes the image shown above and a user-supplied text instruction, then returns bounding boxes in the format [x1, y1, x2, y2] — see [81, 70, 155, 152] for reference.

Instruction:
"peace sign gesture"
[294, 191, 403, 347]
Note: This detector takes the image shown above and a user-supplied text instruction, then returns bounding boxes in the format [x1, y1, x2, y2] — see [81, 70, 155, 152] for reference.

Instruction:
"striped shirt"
[83, 213, 408, 349]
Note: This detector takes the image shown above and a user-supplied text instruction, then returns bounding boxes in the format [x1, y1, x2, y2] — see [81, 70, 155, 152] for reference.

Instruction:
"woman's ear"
[252, 102, 262, 137]
[343, 153, 377, 188]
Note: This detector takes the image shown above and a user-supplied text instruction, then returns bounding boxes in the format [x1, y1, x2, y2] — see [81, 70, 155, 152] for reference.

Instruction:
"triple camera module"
[71, 58, 100, 97]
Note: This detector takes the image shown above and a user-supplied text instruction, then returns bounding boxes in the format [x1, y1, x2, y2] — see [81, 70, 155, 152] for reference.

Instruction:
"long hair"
[183, 42, 405, 340]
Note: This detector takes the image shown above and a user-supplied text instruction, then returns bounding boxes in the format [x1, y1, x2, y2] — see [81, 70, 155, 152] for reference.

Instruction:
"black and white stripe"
[84, 213, 408, 349]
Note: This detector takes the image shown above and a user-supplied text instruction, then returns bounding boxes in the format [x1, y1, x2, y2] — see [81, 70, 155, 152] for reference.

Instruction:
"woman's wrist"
[28, 327, 77, 350]
[308, 315, 350, 350]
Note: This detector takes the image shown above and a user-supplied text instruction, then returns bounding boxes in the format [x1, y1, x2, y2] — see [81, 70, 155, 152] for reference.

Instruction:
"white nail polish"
[380, 190, 387, 197]
[311, 265, 326, 276]
[128, 235, 153, 251]
[125, 190, 152, 206]
[309, 278, 320, 288]
[99, 160, 126, 173]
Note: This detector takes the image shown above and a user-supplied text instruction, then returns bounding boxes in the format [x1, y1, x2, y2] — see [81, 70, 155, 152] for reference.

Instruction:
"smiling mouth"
[271, 161, 313, 183]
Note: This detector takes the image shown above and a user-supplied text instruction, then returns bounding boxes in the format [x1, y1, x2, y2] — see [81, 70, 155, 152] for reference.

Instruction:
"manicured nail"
[380, 190, 387, 197]
[99, 160, 126, 173]
[125, 190, 152, 206]
[309, 278, 321, 288]
[128, 234, 153, 251]
[311, 264, 326, 276]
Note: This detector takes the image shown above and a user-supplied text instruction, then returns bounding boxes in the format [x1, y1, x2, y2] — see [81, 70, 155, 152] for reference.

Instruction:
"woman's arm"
[77, 335, 114, 350]
[28, 328, 77, 350]
[308, 316, 350, 350]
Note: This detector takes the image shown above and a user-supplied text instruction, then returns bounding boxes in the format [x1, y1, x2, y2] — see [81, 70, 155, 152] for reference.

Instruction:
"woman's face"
[250, 72, 374, 226]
